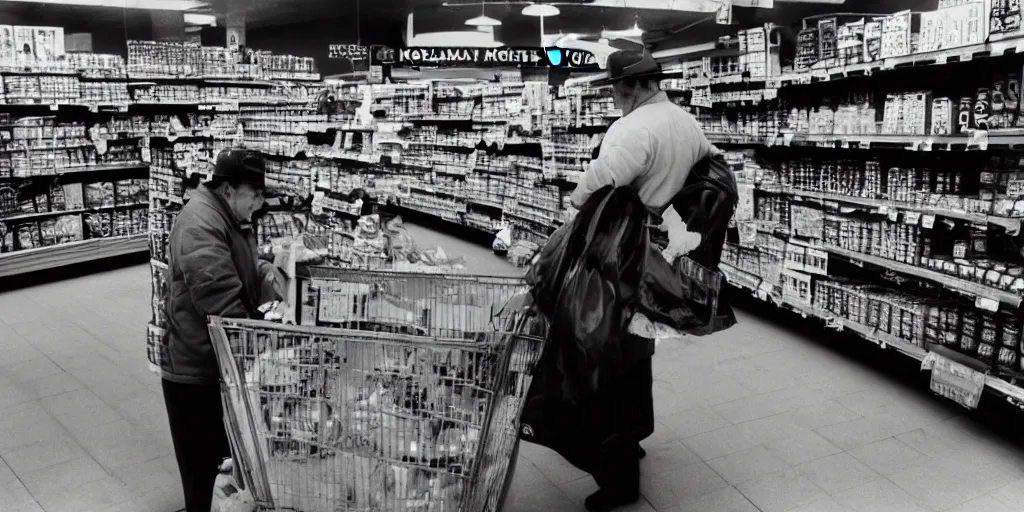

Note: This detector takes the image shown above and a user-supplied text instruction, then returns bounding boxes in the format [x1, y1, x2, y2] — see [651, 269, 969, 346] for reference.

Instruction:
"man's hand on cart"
[258, 301, 285, 321]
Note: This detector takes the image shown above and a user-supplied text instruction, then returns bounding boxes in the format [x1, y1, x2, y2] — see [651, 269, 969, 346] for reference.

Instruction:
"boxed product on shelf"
[990, 0, 1022, 37]
[797, 26, 819, 70]
[818, 18, 839, 66]
[880, 11, 912, 58]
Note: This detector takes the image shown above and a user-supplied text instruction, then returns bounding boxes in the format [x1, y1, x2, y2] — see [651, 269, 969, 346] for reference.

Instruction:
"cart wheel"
[497, 439, 521, 512]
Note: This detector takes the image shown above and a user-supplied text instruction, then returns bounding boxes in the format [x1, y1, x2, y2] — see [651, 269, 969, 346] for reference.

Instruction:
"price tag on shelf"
[975, 296, 999, 313]
[888, 210, 899, 222]
[905, 211, 921, 225]
[922, 352, 985, 410]
[935, 53, 948, 65]
[921, 214, 936, 229]
[49, 104, 58, 111]
[920, 138, 934, 151]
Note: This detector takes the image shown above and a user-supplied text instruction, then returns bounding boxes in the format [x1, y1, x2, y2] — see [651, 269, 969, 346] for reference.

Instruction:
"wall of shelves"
[9, 2, 1024, 409]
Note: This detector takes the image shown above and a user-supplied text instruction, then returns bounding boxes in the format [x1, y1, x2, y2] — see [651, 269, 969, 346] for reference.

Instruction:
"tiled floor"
[0, 225, 1023, 511]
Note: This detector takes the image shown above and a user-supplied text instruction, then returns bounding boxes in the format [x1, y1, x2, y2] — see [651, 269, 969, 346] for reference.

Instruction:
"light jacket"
[570, 91, 717, 211]
[162, 185, 275, 385]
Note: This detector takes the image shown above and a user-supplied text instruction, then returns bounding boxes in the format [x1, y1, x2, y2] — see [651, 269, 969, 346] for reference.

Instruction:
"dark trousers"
[162, 379, 232, 512]
[590, 356, 652, 496]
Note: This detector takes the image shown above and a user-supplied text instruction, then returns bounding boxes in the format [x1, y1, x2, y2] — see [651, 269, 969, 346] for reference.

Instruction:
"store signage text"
[394, 47, 598, 68]
[329, 44, 368, 60]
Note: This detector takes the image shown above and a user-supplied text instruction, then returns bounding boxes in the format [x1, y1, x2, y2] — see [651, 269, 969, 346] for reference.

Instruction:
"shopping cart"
[209, 271, 546, 512]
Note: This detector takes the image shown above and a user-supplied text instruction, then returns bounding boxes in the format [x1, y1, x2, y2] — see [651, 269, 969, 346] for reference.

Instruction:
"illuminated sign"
[328, 44, 368, 60]
[388, 47, 598, 68]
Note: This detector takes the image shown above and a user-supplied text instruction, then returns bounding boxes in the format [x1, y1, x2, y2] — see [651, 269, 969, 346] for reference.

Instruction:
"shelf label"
[976, 296, 999, 313]
[921, 352, 985, 410]
[921, 214, 936, 229]
[905, 211, 921, 225]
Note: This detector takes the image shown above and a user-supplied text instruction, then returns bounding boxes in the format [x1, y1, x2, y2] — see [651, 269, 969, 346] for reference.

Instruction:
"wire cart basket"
[209, 270, 546, 512]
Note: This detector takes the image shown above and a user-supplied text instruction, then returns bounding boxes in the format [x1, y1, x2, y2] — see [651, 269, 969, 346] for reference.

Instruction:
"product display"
[6, 4, 1024, 512]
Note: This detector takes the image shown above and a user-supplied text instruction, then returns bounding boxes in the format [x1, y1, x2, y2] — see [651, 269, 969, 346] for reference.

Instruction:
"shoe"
[584, 488, 640, 512]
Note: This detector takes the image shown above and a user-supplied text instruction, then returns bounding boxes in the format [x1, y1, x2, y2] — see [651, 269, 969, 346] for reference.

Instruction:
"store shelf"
[9, 162, 148, 179]
[765, 187, 1024, 233]
[720, 261, 1024, 408]
[756, 227, 1024, 309]
[684, 36, 1024, 91]
[823, 245, 1024, 309]
[1, 202, 148, 223]
[0, 234, 148, 279]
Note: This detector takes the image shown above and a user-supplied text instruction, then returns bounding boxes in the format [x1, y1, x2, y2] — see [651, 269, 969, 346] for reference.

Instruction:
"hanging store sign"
[328, 44, 369, 61]
[389, 47, 599, 69]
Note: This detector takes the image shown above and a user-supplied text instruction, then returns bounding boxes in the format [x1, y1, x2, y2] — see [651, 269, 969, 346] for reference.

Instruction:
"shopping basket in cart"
[209, 272, 546, 512]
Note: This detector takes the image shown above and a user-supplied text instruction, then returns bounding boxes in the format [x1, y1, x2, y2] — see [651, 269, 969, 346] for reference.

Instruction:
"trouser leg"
[162, 379, 232, 512]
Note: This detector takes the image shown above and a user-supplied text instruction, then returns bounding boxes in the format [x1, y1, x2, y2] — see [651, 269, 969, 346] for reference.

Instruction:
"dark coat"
[520, 170, 738, 476]
[161, 185, 275, 385]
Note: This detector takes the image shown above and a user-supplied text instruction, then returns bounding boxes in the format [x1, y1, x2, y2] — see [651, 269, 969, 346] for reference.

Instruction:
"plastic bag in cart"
[211, 460, 255, 512]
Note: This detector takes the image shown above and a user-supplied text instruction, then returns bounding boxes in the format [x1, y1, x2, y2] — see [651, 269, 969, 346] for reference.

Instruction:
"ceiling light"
[184, 13, 216, 26]
[522, 3, 560, 17]
[466, 15, 501, 26]
[0, 0, 206, 9]
[602, 22, 644, 40]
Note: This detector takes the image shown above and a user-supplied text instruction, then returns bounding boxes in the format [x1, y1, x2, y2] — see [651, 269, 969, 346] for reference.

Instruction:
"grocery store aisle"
[0, 225, 1022, 511]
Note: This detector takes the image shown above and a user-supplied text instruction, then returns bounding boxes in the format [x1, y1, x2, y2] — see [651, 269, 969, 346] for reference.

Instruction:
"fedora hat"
[212, 147, 266, 189]
[594, 49, 663, 86]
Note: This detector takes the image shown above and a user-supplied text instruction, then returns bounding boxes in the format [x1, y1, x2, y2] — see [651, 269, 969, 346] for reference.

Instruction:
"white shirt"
[570, 91, 716, 212]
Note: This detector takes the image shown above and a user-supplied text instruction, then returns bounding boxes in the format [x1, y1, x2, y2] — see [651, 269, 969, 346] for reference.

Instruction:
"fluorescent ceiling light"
[466, 15, 502, 26]
[184, 13, 216, 26]
[409, 31, 504, 48]
[602, 22, 643, 40]
[522, 4, 560, 17]
[0, 0, 206, 9]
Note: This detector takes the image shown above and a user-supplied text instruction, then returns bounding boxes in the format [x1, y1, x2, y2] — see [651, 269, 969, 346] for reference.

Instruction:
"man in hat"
[161, 147, 278, 512]
[571, 49, 718, 212]
[566, 50, 719, 512]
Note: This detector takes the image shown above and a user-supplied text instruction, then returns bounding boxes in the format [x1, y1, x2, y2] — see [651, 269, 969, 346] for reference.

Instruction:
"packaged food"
[133, 178, 148, 203]
[959, 96, 974, 132]
[16, 223, 38, 250]
[39, 219, 56, 246]
[83, 212, 110, 238]
[63, 183, 84, 210]
[992, 76, 1007, 129]
[975, 88, 991, 130]
[115, 180, 133, 206]
[1008, 72, 1020, 126]
[49, 183, 65, 211]
[34, 192, 48, 213]
[84, 182, 114, 209]
[53, 215, 82, 244]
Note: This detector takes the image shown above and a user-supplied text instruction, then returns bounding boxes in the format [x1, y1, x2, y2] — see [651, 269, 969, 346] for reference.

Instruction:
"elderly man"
[568, 49, 719, 512]
[161, 148, 278, 512]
